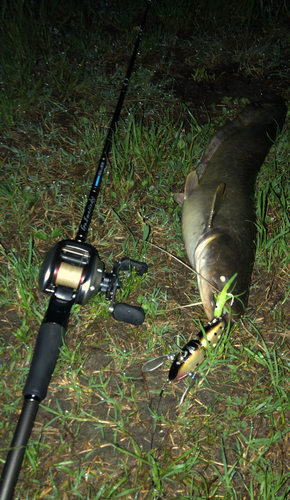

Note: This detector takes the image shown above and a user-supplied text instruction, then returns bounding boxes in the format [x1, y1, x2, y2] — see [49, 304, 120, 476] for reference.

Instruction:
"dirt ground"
[1, 4, 290, 499]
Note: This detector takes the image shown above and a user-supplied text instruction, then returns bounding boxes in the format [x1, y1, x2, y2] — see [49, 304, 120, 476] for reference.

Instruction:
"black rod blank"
[76, 0, 151, 243]
[0, 399, 40, 500]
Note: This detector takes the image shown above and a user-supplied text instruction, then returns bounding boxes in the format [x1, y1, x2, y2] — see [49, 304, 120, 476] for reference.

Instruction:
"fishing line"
[147, 241, 240, 319]
[147, 241, 221, 295]
[150, 386, 165, 451]
[149, 375, 196, 450]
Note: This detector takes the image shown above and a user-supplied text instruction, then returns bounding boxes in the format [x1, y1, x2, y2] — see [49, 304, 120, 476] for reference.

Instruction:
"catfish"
[178, 97, 287, 323]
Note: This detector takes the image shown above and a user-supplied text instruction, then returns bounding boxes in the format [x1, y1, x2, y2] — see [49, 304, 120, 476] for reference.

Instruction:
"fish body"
[180, 98, 287, 322]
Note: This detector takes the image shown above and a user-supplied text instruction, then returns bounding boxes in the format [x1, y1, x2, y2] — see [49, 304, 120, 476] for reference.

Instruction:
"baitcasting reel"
[39, 239, 148, 326]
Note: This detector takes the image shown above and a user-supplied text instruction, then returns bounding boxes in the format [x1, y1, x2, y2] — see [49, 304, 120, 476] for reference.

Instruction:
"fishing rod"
[0, 2, 151, 498]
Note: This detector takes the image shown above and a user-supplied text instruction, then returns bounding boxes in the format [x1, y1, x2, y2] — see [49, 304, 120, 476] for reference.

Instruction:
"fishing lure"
[143, 316, 226, 448]
[142, 316, 226, 402]
[168, 316, 226, 382]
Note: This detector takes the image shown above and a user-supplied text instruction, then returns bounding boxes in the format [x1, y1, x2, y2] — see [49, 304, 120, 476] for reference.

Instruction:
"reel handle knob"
[112, 303, 145, 326]
[119, 258, 148, 275]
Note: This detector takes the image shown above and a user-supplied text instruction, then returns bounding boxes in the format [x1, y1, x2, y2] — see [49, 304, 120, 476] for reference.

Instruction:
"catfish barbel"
[178, 97, 287, 322]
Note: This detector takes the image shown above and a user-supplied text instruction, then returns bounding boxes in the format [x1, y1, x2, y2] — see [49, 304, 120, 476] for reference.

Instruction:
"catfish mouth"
[197, 274, 236, 325]
[195, 231, 237, 324]
[197, 274, 217, 321]
[195, 232, 224, 321]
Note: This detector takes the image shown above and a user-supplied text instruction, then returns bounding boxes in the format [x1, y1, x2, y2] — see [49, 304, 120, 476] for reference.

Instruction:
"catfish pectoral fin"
[184, 170, 199, 199]
[208, 183, 226, 228]
[175, 193, 185, 204]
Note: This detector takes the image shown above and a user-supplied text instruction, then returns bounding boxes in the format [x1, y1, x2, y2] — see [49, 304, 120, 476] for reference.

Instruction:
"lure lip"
[141, 355, 168, 373]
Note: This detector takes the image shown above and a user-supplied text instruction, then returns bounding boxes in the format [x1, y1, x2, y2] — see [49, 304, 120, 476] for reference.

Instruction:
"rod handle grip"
[23, 323, 65, 401]
[112, 303, 145, 326]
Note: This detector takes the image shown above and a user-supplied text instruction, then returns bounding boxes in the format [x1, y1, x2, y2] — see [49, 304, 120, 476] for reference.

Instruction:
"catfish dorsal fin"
[208, 183, 226, 228]
[184, 171, 199, 200]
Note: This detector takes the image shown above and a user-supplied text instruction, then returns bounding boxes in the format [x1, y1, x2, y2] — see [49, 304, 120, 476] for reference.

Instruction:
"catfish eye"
[220, 275, 228, 283]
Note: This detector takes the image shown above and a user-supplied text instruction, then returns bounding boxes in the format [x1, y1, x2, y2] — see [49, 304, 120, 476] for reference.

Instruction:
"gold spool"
[55, 262, 83, 289]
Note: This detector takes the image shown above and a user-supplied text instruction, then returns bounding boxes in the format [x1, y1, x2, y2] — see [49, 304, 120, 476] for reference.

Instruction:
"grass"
[1, 0, 290, 498]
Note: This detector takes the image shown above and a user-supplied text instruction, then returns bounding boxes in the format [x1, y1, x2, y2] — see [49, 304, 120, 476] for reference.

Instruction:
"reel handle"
[112, 303, 145, 326]
[119, 258, 148, 275]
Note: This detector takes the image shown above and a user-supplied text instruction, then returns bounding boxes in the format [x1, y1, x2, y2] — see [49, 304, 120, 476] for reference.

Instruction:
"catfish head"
[195, 230, 252, 323]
